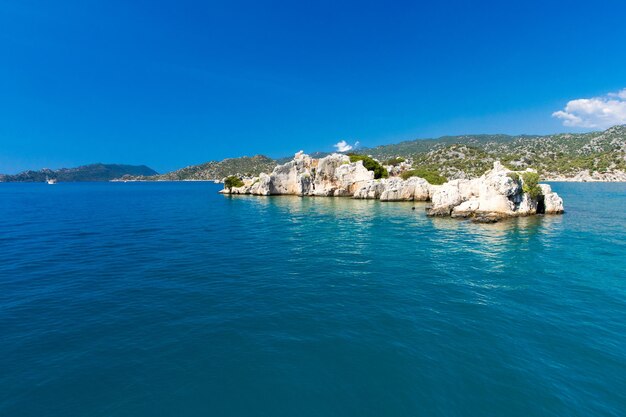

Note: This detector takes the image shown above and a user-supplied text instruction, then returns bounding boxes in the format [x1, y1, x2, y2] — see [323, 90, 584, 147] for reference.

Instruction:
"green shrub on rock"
[521, 172, 542, 199]
[507, 172, 520, 182]
[348, 154, 388, 179]
[401, 168, 447, 185]
[224, 175, 244, 191]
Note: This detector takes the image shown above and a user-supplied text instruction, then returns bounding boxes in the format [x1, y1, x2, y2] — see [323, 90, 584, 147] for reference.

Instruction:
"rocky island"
[220, 152, 564, 222]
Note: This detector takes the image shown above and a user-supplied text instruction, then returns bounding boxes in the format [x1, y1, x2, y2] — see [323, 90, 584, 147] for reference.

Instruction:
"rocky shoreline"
[220, 152, 564, 222]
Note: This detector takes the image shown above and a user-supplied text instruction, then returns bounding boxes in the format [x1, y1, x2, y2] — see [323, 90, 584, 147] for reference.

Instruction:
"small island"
[220, 152, 564, 222]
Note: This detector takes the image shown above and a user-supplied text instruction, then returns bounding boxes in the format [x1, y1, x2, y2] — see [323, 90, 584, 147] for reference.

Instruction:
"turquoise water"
[1, 182, 625, 417]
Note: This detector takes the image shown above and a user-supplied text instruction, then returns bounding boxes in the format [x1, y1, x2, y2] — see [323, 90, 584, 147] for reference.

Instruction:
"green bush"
[382, 157, 406, 166]
[348, 154, 388, 179]
[521, 172, 542, 199]
[224, 175, 244, 190]
[507, 172, 520, 182]
[401, 168, 447, 185]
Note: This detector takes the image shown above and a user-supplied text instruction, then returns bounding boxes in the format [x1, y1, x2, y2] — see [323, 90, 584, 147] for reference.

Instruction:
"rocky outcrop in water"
[221, 154, 564, 222]
[222, 152, 434, 200]
[427, 162, 564, 221]
[223, 152, 375, 197]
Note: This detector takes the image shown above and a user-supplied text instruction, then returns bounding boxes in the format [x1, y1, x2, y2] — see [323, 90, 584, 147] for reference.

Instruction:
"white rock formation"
[268, 151, 313, 195]
[539, 184, 565, 214]
[379, 177, 431, 201]
[429, 162, 564, 220]
[353, 180, 386, 199]
[475, 162, 519, 214]
[221, 154, 564, 222]
[249, 173, 271, 195]
[221, 152, 375, 197]
[313, 155, 373, 196]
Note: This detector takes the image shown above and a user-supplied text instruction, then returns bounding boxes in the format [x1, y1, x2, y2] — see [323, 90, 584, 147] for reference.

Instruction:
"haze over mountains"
[3, 126, 626, 182]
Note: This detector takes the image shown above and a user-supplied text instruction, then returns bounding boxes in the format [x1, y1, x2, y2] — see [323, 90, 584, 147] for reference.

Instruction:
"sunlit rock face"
[539, 184, 565, 214]
[268, 151, 313, 195]
[222, 152, 375, 197]
[352, 180, 385, 199]
[249, 173, 271, 195]
[379, 177, 431, 201]
[312, 154, 373, 196]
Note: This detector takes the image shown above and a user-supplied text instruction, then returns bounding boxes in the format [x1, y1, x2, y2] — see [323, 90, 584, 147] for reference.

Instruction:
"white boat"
[46, 176, 57, 185]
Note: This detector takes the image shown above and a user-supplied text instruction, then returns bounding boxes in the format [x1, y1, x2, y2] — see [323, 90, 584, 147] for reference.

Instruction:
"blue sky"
[1, 0, 626, 174]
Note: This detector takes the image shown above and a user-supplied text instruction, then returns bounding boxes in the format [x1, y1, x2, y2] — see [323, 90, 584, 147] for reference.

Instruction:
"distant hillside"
[122, 126, 626, 183]
[358, 125, 626, 180]
[117, 155, 276, 181]
[0, 164, 158, 182]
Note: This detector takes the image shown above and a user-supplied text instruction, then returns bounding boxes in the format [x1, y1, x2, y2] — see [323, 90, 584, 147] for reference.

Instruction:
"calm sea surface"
[1, 182, 625, 417]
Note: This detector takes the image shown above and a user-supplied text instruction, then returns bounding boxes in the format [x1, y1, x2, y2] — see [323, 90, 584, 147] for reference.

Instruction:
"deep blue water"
[1, 182, 625, 417]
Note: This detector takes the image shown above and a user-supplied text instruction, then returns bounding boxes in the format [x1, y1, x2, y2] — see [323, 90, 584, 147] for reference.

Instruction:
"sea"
[1, 181, 625, 417]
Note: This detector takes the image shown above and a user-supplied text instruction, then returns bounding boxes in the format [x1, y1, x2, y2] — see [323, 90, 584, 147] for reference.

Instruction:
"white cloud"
[553, 88, 626, 129]
[333, 140, 358, 152]
[608, 88, 626, 100]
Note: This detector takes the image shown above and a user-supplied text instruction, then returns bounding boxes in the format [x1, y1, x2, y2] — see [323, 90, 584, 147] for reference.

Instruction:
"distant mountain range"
[3, 126, 626, 183]
[0, 163, 158, 182]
